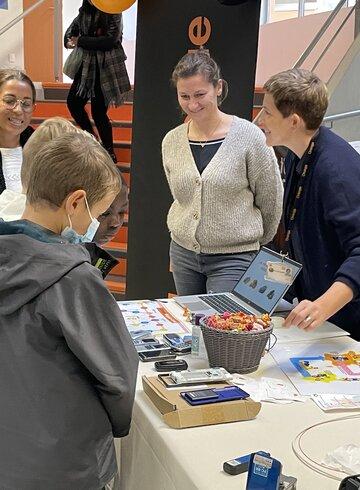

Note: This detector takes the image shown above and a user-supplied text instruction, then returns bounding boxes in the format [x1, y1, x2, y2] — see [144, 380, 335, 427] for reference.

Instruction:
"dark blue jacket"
[284, 126, 360, 340]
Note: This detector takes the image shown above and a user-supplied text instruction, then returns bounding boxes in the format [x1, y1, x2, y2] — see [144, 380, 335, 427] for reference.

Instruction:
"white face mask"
[61, 196, 100, 244]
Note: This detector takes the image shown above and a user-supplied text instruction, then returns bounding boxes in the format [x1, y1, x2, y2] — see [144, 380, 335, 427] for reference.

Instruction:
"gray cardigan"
[162, 116, 283, 254]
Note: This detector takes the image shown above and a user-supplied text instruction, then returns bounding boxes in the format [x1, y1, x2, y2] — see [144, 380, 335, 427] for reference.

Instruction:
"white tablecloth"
[119, 303, 358, 490]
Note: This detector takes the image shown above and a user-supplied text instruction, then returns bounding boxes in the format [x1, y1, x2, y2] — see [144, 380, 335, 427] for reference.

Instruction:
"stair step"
[41, 82, 134, 105]
[31, 118, 132, 142]
[114, 140, 131, 148]
[111, 258, 127, 276]
[114, 147, 131, 163]
[103, 241, 127, 258]
[113, 226, 128, 244]
[121, 172, 130, 187]
[31, 116, 132, 128]
[117, 162, 130, 173]
[112, 126, 132, 141]
[33, 101, 133, 122]
[105, 275, 126, 294]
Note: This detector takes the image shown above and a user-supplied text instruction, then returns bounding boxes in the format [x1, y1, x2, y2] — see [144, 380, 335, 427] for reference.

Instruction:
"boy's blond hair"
[263, 68, 328, 130]
[26, 132, 121, 208]
[22, 117, 82, 191]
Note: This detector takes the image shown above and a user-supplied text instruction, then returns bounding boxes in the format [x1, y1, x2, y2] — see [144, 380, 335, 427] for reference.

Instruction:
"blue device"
[181, 386, 250, 406]
[246, 452, 282, 489]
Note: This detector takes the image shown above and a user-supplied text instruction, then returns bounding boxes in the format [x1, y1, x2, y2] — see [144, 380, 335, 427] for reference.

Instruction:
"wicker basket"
[200, 317, 273, 374]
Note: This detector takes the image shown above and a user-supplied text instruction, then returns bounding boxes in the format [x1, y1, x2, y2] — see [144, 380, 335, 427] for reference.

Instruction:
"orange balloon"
[91, 0, 136, 14]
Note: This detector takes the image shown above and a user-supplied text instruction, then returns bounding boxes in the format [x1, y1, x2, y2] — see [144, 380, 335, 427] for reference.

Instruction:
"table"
[118, 303, 359, 490]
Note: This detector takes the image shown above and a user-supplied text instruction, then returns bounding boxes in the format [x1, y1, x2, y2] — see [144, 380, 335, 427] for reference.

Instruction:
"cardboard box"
[142, 375, 261, 429]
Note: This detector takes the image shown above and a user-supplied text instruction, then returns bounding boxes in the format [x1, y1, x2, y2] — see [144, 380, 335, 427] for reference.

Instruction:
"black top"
[64, 8, 122, 52]
[189, 138, 224, 174]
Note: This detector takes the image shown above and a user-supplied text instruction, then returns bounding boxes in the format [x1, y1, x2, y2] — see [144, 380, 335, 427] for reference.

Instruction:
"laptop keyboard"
[198, 294, 252, 314]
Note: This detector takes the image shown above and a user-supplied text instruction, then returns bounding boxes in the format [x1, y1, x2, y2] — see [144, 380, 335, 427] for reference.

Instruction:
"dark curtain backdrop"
[126, 0, 261, 299]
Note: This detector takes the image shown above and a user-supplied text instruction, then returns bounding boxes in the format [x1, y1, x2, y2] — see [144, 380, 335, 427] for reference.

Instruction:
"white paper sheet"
[312, 394, 360, 411]
[271, 316, 349, 343]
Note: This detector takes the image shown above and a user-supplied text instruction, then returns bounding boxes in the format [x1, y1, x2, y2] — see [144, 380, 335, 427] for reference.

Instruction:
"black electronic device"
[223, 454, 252, 475]
[154, 359, 188, 372]
[339, 475, 360, 490]
[135, 342, 167, 353]
[134, 337, 159, 344]
[185, 389, 219, 401]
[130, 329, 153, 341]
[138, 350, 177, 362]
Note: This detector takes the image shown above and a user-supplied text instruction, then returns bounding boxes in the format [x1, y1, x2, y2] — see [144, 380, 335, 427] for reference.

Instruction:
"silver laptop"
[174, 247, 302, 316]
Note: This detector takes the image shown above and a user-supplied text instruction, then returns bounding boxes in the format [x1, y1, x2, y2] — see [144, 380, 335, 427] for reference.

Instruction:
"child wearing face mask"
[0, 117, 122, 278]
[0, 132, 138, 490]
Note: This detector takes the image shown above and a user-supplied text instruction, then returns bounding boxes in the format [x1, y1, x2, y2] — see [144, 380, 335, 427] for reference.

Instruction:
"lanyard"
[282, 136, 317, 254]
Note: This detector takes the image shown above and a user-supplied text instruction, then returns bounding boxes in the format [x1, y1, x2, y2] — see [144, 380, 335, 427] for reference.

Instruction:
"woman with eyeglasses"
[0, 69, 35, 196]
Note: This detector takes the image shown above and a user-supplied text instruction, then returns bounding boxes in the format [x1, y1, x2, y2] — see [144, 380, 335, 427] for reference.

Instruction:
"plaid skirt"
[77, 44, 131, 107]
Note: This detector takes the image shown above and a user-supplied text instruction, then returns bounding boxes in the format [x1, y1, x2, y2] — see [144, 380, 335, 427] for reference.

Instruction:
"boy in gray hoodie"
[0, 132, 138, 490]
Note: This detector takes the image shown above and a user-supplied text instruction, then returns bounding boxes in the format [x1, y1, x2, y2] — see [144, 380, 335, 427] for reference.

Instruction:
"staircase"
[32, 83, 132, 300]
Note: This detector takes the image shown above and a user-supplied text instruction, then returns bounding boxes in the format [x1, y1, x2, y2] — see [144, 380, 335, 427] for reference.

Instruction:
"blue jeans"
[170, 240, 256, 295]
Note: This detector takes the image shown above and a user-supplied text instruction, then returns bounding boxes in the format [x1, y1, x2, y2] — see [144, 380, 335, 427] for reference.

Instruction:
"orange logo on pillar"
[188, 16, 211, 48]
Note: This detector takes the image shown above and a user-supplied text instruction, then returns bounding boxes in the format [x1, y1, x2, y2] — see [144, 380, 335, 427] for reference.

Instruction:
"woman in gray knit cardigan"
[162, 52, 283, 295]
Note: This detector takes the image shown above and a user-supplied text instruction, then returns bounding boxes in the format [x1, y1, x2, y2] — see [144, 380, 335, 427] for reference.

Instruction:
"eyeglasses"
[1, 95, 34, 113]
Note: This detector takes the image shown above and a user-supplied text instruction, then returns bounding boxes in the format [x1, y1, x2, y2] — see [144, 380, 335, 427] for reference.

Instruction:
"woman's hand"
[283, 299, 327, 330]
[66, 36, 79, 49]
[283, 281, 354, 331]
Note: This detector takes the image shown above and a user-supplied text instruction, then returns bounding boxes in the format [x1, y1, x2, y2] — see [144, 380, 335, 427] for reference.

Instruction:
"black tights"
[67, 67, 115, 159]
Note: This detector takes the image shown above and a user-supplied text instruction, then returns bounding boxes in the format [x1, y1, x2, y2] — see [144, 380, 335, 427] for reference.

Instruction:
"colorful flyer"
[290, 351, 360, 383]
[117, 299, 191, 337]
[270, 337, 360, 395]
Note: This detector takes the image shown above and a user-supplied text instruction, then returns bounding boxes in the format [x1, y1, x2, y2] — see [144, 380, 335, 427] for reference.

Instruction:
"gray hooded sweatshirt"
[0, 222, 138, 490]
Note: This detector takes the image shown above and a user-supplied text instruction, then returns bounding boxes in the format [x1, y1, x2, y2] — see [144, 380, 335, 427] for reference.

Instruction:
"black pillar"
[126, 0, 261, 300]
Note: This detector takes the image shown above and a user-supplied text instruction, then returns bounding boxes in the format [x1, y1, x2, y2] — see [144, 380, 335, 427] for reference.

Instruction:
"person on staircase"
[64, 0, 131, 163]
[0, 69, 35, 198]
[162, 51, 283, 295]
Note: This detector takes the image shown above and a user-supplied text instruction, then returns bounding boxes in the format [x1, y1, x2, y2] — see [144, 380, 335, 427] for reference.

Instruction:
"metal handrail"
[293, 0, 348, 67]
[311, 4, 356, 72]
[0, 0, 46, 37]
[0, 0, 62, 82]
[53, 0, 62, 82]
[323, 109, 360, 122]
[253, 0, 354, 124]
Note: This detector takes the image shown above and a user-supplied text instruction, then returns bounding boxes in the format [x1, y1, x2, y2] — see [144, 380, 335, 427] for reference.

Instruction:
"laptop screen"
[232, 248, 302, 314]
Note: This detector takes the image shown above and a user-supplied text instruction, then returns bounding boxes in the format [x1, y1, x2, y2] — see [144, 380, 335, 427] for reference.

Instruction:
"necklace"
[190, 116, 223, 148]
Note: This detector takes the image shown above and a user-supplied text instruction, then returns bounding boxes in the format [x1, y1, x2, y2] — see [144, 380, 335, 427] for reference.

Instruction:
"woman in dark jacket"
[0, 69, 35, 195]
[64, 0, 130, 163]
